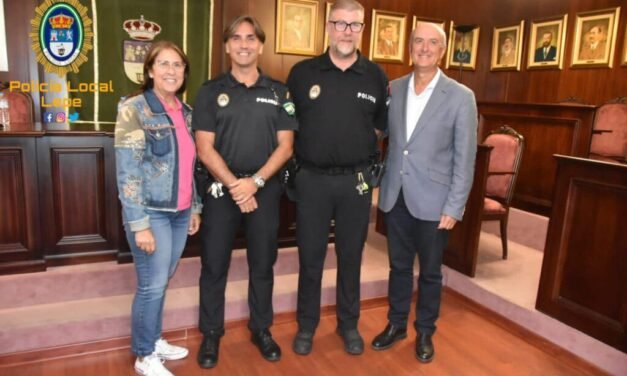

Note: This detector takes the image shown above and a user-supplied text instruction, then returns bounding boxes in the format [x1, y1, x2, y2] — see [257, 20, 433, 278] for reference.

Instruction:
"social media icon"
[55, 112, 66, 122]
[69, 112, 79, 122]
[44, 112, 54, 123]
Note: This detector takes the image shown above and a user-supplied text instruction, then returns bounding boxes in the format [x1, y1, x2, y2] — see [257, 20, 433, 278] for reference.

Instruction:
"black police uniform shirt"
[192, 72, 298, 174]
[287, 50, 388, 168]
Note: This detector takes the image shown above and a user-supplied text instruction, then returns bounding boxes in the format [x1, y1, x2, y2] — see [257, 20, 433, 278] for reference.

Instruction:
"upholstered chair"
[481, 125, 525, 259]
[0, 87, 35, 125]
[589, 98, 627, 164]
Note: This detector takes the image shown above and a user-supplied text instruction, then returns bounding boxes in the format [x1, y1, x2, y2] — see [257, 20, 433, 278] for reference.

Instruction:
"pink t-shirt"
[160, 97, 195, 210]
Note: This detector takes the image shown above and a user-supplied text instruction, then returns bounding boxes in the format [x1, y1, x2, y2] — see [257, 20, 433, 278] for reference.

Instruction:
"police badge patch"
[30, 0, 93, 76]
[309, 84, 321, 100]
[123, 16, 162, 84]
[217, 93, 230, 107]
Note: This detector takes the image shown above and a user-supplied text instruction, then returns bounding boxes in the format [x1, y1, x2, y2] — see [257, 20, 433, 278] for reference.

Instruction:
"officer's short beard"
[330, 40, 357, 59]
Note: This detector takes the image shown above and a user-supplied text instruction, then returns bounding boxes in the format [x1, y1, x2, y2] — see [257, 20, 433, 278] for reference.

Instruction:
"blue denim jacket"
[114, 89, 202, 232]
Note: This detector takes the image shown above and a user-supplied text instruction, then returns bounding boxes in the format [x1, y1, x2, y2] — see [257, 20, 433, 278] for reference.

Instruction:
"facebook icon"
[44, 112, 54, 123]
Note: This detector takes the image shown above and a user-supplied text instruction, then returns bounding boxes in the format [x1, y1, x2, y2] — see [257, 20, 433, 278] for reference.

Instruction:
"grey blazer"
[378, 71, 478, 221]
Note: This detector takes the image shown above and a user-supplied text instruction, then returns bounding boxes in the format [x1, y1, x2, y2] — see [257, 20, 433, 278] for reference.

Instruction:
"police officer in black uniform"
[287, 0, 388, 356]
[193, 15, 297, 368]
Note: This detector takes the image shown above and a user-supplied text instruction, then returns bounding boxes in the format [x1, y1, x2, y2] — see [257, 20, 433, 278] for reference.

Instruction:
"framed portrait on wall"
[526, 14, 568, 70]
[622, 24, 627, 66]
[275, 0, 319, 56]
[490, 21, 524, 71]
[446, 22, 480, 70]
[323, 2, 333, 49]
[571, 7, 621, 68]
[369, 9, 407, 63]
[410, 16, 446, 66]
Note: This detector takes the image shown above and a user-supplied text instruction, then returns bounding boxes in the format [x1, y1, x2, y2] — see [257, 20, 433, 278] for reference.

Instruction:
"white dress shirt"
[405, 69, 441, 142]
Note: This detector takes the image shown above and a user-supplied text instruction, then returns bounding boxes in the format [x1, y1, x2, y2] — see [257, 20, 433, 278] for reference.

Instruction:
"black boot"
[371, 323, 407, 350]
[197, 330, 222, 368]
[251, 329, 281, 361]
[415, 333, 434, 363]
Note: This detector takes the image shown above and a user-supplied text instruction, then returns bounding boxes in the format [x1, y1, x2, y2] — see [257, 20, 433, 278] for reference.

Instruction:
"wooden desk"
[536, 155, 627, 352]
[0, 123, 297, 274]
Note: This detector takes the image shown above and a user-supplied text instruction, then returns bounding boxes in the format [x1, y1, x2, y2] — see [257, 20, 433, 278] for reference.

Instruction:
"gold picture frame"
[323, 2, 333, 49]
[622, 24, 627, 66]
[410, 16, 446, 66]
[275, 0, 319, 56]
[369, 9, 407, 63]
[446, 22, 480, 70]
[490, 21, 524, 71]
[527, 14, 568, 70]
[571, 7, 621, 68]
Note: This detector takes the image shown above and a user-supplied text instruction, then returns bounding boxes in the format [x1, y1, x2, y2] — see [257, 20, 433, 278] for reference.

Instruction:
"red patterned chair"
[0, 84, 35, 125]
[481, 125, 525, 259]
[589, 97, 627, 164]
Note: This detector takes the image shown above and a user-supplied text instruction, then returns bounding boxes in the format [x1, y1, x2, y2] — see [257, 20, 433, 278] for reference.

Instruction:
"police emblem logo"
[123, 15, 162, 84]
[309, 85, 321, 100]
[30, 0, 93, 76]
[217, 93, 230, 107]
[283, 102, 296, 116]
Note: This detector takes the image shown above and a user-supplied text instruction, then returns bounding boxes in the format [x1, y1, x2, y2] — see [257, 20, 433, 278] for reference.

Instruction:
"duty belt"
[299, 161, 369, 176]
[232, 171, 255, 178]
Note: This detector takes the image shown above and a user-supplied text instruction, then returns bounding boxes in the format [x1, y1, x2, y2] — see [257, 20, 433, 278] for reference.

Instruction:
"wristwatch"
[252, 173, 265, 189]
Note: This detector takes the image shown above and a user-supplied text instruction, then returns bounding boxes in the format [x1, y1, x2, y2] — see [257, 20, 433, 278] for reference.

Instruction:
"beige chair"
[589, 97, 627, 164]
[481, 125, 525, 259]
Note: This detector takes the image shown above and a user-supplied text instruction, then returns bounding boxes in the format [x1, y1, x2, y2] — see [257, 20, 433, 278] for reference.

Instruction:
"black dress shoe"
[415, 333, 434, 363]
[371, 323, 407, 351]
[336, 328, 364, 355]
[197, 331, 221, 369]
[292, 330, 314, 355]
[251, 329, 281, 361]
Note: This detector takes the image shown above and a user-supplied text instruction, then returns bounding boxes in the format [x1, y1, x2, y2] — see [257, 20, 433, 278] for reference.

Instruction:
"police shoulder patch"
[282, 101, 296, 116]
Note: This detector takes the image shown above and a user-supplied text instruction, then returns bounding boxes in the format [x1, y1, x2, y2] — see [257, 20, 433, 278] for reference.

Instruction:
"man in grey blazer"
[371, 22, 477, 363]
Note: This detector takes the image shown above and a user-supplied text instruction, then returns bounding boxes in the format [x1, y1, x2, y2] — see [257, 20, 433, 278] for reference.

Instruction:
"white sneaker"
[134, 353, 173, 376]
[154, 338, 189, 361]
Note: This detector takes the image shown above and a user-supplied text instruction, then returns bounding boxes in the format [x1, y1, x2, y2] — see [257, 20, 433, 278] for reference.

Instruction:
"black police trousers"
[295, 168, 372, 332]
[198, 177, 282, 334]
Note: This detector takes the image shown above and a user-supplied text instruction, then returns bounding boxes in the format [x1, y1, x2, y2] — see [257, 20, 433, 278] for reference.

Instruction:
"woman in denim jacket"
[115, 40, 202, 376]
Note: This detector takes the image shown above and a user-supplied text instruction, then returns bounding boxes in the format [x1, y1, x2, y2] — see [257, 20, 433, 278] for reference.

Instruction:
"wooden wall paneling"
[4, 0, 627, 109]
[36, 136, 119, 265]
[492, 0, 627, 105]
[477, 102, 596, 215]
[0, 137, 45, 274]
[536, 156, 627, 352]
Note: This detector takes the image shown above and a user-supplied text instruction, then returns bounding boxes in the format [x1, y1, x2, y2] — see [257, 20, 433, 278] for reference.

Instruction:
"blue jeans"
[125, 208, 191, 356]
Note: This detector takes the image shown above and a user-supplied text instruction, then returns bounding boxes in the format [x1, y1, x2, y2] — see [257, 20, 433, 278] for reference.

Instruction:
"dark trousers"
[385, 190, 449, 336]
[295, 168, 372, 332]
[198, 178, 281, 334]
